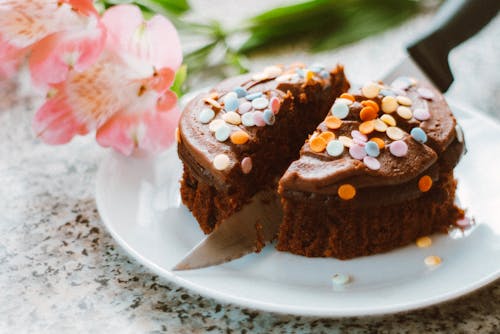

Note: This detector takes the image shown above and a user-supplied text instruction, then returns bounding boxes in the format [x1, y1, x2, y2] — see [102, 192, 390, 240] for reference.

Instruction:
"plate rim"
[95, 100, 500, 317]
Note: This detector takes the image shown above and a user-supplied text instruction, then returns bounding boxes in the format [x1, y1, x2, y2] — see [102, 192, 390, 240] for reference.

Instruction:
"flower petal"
[96, 113, 139, 156]
[157, 90, 178, 112]
[0, 35, 26, 78]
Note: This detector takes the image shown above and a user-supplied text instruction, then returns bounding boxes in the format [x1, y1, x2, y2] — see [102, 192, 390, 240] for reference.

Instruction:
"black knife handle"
[407, 0, 499, 92]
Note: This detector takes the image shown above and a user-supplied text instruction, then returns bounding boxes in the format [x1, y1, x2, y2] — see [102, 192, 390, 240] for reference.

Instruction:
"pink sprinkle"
[270, 97, 281, 114]
[238, 101, 252, 114]
[349, 144, 367, 160]
[351, 130, 367, 143]
[363, 156, 381, 170]
[413, 108, 431, 121]
[456, 216, 471, 228]
[253, 112, 266, 127]
[389, 140, 408, 157]
[241, 157, 253, 174]
[353, 138, 367, 146]
[417, 87, 435, 100]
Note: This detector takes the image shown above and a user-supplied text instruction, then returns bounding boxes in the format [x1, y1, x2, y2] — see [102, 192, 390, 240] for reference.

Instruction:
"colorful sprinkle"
[359, 120, 375, 135]
[411, 127, 427, 143]
[198, 108, 215, 124]
[362, 82, 380, 99]
[325, 116, 342, 129]
[416, 236, 432, 248]
[424, 255, 442, 267]
[455, 124, 464, 143]
[252, 72, 268, 81]
[396, 95, 412, 106]
[223, 111, 241, 125]
[320, 70, 330, 79]
[215, 124, 231, 142]
[238, 101, 252, 114]
[305, 70, 315, 82]
[209, 119, 225, 132]
[234, 86, 247, 98]
[340, 93, 355, 102]
[397, 106, 413, 120]
[349, 144, 367, 160]
[204, 97, 222, 110]
[270, 96, 281, 114]
[275, 74, 293, 82]
[381, 96, 398, 113]
[252, 97, 269, 110]
[363, 156, 381, 170]
[213, 154, 230, 170]
[326, 140, 344, 157]
[360, 106, 378, 121]
[230, 130, 250, 145]
[456, 216, 471, 228]
[339, 136, 353, 148]
[361, 100, 379, 112]
[263, 109, 275, 125]
[310, 136, 327, 153]
[389, 140, 408, 157]
[391, 76, 413, 90]
[253, 111, 266, 127]
[380, 114, 396, 127]
[241, 157, 252, 174]
[338, 184, 356, 200]
[413, 108, 430, 121]
[418, 175, 433, 192]
[364, 141, 380, 157]
[374, 118, 388, 132]
[245, 92, 263, 101]
[386, 126, 405, 140]
[336, 98, 354, 105]
[319, 131, 335, 142]
[351, 130, 367, 143]
[331, 273, 351, 287]
[223, 92, 239, 112]
[310, 63, 325, 73]
[241, 112, 255, 127]
[417, 87, 435, 100]
[263, 65, 283, 77]
[331, 101, 349, 119]
[380, 89, 396, 96]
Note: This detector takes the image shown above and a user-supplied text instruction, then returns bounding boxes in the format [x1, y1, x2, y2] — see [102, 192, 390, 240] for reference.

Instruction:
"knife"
[173, 0, 498, 271]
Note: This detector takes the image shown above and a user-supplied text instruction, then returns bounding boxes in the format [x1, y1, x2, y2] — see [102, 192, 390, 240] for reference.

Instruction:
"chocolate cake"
[178, 64, 350, 233]
[277, 78, 465, 259]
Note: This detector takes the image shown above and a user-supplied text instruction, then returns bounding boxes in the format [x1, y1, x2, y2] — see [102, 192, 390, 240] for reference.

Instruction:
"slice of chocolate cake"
[178, 64, 350, 233]
[278, 78, 465, 259]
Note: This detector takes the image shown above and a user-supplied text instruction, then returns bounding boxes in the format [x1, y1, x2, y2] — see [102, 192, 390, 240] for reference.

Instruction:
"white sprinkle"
[362, 82, 380, 99]
[222, 111, 241, 125]
[198, 108, 215, 124]
[209, 119, 225, 132]
[331, 273, 351, 287]
[213, 154, 230, 170]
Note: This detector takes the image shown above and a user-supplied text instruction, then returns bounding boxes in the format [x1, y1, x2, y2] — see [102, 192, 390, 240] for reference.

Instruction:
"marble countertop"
[1, 2, 499, 333]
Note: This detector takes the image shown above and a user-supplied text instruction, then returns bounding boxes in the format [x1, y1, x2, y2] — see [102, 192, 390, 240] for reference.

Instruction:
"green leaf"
[171, 64, 188, 97]
[145, 0, 190, 15]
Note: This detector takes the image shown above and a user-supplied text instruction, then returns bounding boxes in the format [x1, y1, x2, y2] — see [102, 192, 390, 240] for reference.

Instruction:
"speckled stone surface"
[0, 2, 499, 333]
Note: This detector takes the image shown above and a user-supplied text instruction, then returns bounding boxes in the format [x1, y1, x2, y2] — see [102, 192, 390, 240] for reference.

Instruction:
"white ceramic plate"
[96, 101, 500, 317]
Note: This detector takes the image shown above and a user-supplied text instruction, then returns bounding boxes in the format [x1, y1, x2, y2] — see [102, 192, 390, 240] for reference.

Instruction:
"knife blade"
[172, 190, 282, 271]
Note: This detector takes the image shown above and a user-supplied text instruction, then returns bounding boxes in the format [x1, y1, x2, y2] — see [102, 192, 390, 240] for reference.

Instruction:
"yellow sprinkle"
[416, 236, 432, 248]
[305, 70, 314, 82]
[424, 255, 442, 267]
[397, 95, 413, 106]
[386, 126, 405, 140]
[397, 106, 413, 120]
[381, 96, 398, 113]
[204, 97, 222, 110]
[338, 136, 353, 148]
[222, 111, 241, 125]
[380, 114, 396, 127]
[362, 82, 380, 99]
[374, 118, 388, 132]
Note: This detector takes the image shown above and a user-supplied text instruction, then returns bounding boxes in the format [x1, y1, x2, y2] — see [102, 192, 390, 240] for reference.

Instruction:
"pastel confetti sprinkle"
[339, 93, 355, 102]
[381, 114, 396, 127]
[241, 112, 255, 127]
[223, 111, 241, 125]
[361, 82, 380, 99]
[418, 175, 433, 192]
[238, 101, 252, 114]
[234, 86, 247, 98]
[364, 141, 380, 157]
[320, 70, 330, 78]
[417, 87, 435, 100]
[253, 112, 266, 127]
[326, 140, 344, 157]
[361, 100, 379, 112]
[241, 157, 252, 174]
[455, 124, 464, 143]
[424, 255, 442, 267]
[416, 236, 432, 248]
[275, 74, 293, 82]
[456, 216, 471, 228]
[396, 95, 412, 106]
[360, 106, 377, 121]
[386, 126, 405, 140]
[351, 130, 367, 143]
[331, 273, 351, 286]
[370, 138, 385, 149]
[411, 127, 427, 143]
[389, 140, 408, 157]
[374, 118, 388, 132]
[349, 144, 367, 160]
[230, 130, 250, 145]
[245, 92, 263, 101]
[204, 97, 222, 110]
[310, 63, 325, 72]
[305, 70, 314, 82]
[252, 72, 268, 81]
[339, 136, 353, 148]
[223, 92, 239, 112]
[198, 108, 215, 124]
[270, 96, 281, 114]
[331, 101, 349, 119]
[391, 76, 413, 90]
[336, 98, 353, 105]
[380, 89, 396, 96]
[310, 136, 327, 153]
[397, 106, 413, 120]
[209, 119, 225, 132]
[363, 156, 380, 170]
[263, 109, 275, 125]
[263, 65, 282, 77]
[215, 124, 231, 142]
[252, 97, 269, 110]
[381, 96, 398, 113]
[338, 184, 356, 200]
[213, 154, 230, 170]
[413, 108, 431, 121]
[325, 116, 342, 129]
[359, 120, 375, 135]
[319, 131, 335, 142]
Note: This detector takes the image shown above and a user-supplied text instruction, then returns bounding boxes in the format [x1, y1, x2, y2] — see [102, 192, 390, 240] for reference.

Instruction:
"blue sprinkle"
[326, 140, 344, 157]
[310, 63, 325, 73]
[364, 141, 380, 157]
[380, 89, 396, 96]
[411, 127, 427, 143]
[331, 102, 349, 119]
[245, 92, 263, 101]
[263, 109, 275, 125]
[252, 97, 269, 110]
[320, 70, 330, 79]
[224, 93, 239, 112]
[215, 124, 231, 142]
[234, 86, 247, 98]
[296, 68, 306, 78]
[241, 112, 255, 127]
[198, 108, 215, 124]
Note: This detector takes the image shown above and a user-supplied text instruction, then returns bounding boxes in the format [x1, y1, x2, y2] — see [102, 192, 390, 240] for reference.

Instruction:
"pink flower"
[0, 0, 106, 85]
[33, 4, 183, 155]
